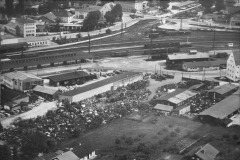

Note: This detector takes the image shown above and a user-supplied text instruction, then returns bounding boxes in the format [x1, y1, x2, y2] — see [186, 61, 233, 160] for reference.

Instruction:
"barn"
[198, 90, 240, 126]
[47, 71, 92, 86]
[166, 51, 209, 67]
[59, 72, 143, 102]
[33, 85, 61, 100]
[208, 83, 238, 100]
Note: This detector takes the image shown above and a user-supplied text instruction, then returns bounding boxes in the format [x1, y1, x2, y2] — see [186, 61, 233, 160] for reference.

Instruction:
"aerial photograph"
[0, 0, 240, 159]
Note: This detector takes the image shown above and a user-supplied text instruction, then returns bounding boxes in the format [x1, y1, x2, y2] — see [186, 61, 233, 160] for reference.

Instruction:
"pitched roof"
[33, 85, 58, 95]
[48, 71, 89, 83]
[184, 60, 226, 68]
[43, 12, 57, 22]
[232, 50, 240, 66]
[5, 22, 18, 29]
[208, 83, 238, 95]
[52, 10, 72, 18]
[155, 89, 197, 105]
[154, 104, 173, 112]
[198, 90, 240, 119]
[168, 52, 209, 60]
[62, 72, 141, 97]
[52, 151, 79, 160]
[4, 71, 42, 81]
[33, 152, 59, 160]
[195, 143, 219, 160]
[16, 17, 36, 24]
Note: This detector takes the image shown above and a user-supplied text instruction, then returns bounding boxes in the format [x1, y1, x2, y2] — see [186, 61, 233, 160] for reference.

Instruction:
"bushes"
[125, 137, 134, 145]
[106, 29, 112, 34]
[115, 138, 121, 145]
[174, 127, 181, 133]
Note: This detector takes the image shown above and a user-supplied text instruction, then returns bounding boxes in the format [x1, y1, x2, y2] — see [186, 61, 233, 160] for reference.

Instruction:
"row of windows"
[26, 27, 35, 30]
[26, 30, 35, 33]
[29, 41, 48, 46]
[3, 53, 77, 64]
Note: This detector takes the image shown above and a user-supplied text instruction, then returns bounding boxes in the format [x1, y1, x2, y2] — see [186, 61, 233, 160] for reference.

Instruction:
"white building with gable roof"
[226, 50, 240, 81]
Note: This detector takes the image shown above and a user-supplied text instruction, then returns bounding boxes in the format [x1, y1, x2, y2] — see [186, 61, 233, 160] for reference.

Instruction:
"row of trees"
[82, 4, 123, 31]
[199, 0, 226, 13]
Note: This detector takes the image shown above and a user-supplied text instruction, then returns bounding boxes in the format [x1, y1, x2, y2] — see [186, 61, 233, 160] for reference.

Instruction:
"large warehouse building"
[198, 90, 240, 126]
[59, 72, 143, 102]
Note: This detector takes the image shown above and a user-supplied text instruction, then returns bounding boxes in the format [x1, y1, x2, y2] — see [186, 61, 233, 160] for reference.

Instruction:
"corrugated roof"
[33, 85, 58, 95]
[155, 89, 197, 104]
[52, 10, 72, 18]
[53, 151, 79, 160]
[61, 72, 141, 97]
[232, 50, 240, 66]
[198, 90, 240, 119]
[4, 71, 42, 81]
[208, 83, 238, 95]
[154, 104, 173, 112]
[195, 143, 219, 160]
[16, 17, 36, 24]
[48, 71, 90, 83]
[155, 89, 187, 101]
[168, 52, 209, 60]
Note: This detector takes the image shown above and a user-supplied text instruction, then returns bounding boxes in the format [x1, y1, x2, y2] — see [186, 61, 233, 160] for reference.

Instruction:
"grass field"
[62, 114, 203, 160]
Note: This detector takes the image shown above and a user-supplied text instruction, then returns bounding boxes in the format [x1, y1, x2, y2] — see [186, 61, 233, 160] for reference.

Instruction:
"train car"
[178, 30, 191, 35]
[144, 47, 180, 55]
[111, 50, 129, 57]
[149, 33, 160, 38]
[0, 42, 29, 54]
[0, 52, 91, 72]
[180, 42, 192, 47]
[144, 42, 180, 49]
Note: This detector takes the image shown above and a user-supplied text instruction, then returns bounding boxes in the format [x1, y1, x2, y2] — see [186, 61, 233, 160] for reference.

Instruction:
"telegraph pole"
[180, 17, 183, 30]
[88, 25, 92, 62]
[213, 29, 216, 55]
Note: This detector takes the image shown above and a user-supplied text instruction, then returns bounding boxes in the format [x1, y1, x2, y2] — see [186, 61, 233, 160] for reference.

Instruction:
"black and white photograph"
[0, 0, 240, 160]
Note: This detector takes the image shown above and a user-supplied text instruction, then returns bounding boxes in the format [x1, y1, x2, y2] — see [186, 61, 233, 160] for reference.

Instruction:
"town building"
[198, 90, 240, 126]
[226, 50, 240, 81]
[52, 10, 73, 23]
[152, 89, 198, 115]
[2, 71, 43, 91]
[114, 0, 149, 12]
[59, 72, 143, 102]
[38, 12, 58, 24]
[166, 51, 209, 67]
[47, 71, 91, 86]
[5, 17, 36, 37]
[182, 60, 226, 72]
[154, 104, 173, 115]
[33, 85, 61, 100]
[208, 83, 238, 100]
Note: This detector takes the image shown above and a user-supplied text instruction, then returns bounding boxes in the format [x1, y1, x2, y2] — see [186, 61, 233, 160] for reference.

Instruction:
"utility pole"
[121, 19, 123, 35]
[180, 17, 183, 30]
[213, 29, 216, 55]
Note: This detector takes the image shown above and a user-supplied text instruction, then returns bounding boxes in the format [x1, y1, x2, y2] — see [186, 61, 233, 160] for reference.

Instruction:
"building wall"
[115, 0, 148, 12]
[3, 75, 14, 90]
[178, 105, 191, 115]
[27, 39, 51, 47]
[227, 53, 240, 81]
[24, 23, 36, 37]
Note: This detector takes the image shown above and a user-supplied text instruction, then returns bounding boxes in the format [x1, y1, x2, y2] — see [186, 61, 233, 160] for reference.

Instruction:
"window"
[15, 81, 17, 85]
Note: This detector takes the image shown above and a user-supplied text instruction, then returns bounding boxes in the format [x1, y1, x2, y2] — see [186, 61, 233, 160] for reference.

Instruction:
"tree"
[15, 26, 21, 37]
[15, 0, 24, 15]
[199, 0, 215, 13]
[111, 4, 123, 21]
[0, 145, 11, 160]
[215, 0, 225, 12]
[82, 10, 101, 31]
[0, 122, 4, 133]
[21, 129, 50, 158]
[160, 0, 170, 10]
[105, 11, 115, 25]
[5, 0, 14, 16]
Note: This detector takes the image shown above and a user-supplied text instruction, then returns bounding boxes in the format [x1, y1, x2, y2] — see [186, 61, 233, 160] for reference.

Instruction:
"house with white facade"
[226, 50, 240, 81]
[114, 0, 149, 12]
[2, 71, 43, 91]
[4, 17, 36, 37]
[52, 10, 73, 23]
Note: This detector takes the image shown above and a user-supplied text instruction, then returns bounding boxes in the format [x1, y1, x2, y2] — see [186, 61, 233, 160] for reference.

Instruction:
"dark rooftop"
[61, 72, 141, 97]
[208, 83, 238, 95]
[16, 17, 36, 24]
[48, 71, 90, 83]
